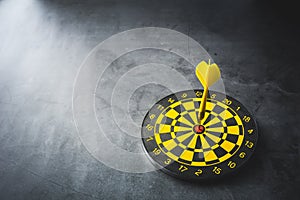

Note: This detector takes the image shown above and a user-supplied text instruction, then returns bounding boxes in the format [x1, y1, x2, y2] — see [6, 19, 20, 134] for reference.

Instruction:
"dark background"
[0, 0, 299, 199]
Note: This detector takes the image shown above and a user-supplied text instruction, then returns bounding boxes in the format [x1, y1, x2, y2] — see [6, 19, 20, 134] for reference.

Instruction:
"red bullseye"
[193, 125, 205, 134]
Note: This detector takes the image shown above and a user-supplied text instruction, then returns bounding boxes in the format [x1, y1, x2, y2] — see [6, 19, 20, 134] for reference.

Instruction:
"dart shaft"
[199, 86, 208, 122]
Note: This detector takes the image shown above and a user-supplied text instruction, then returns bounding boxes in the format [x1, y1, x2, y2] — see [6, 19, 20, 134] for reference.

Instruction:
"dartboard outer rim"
[141, 89, 258, 181]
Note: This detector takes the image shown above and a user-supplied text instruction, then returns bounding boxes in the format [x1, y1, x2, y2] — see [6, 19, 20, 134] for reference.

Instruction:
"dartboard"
[141, 89, 258, 180]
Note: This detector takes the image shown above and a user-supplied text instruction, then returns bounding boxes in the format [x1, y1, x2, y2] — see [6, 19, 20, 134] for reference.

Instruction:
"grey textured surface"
[0, 0, 299, 199]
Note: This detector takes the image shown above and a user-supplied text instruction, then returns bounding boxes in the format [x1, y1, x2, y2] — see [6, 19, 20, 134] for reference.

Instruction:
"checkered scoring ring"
[154, 98, 244, 167]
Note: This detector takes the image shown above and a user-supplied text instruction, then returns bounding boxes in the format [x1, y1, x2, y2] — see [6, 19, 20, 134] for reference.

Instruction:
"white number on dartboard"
[146, 136, 153, 142]
[212, 167, 221, 174]
[195, 169, 203, 176]
[157, 105, 164, 110]
[146, 124, 153, 131]
[228, 161, 236, 168]
[195, 91, 202, 97]
[210, 94, 216, 99]
[152, 148, 161, 155]
[243, 116, 251, 122]
[179, 165, 188, 172]
[168, 98, 175, 104]
[149, 114, 155, 120]
[239, 152, 246, 158]
[222, 98, 232, 105]
[245, 141, 254, 148]
[164, 159, 171, 165]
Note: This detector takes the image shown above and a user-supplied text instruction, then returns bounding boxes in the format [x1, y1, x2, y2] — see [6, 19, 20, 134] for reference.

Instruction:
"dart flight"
[195, 60, 221, 121]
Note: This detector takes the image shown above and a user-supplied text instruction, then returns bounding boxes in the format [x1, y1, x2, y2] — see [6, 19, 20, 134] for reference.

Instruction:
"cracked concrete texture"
[0, 0, 299, 199]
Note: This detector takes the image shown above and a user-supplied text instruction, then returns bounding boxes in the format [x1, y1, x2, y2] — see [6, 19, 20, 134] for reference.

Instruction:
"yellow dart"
[195, 59, 221, 122]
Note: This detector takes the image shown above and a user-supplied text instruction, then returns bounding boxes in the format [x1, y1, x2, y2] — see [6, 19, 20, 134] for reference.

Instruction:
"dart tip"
[199, 112, 205, 122]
